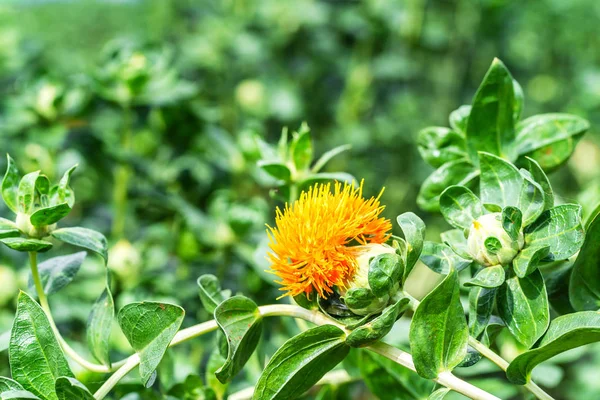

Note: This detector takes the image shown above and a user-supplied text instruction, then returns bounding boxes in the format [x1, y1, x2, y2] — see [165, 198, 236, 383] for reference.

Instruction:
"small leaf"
[346, 296, 410, 347]
[479, 152, 523, 209]
[484, 237, 502, 254]
[2, 155, 20, 213]
[214, 296, 263, 383]
[420, 242, 471, 275]
[526, 157, 553, 210]
[513, 246, 551, 278]
[468, 286, 497, 338]
[439, 185, 483, 230]
[54, 377, 94, 400]
[396, 212, 426, 281]
[257, 161, 291, 182]
[502, 206, 522, 241]
[197, 274, 231, 314]
[344, 288, 387, 316]
[417, 159, 478, 212]
[252, 325, 349, 400]
[466, 59, 516, 161]
[30, 204, 72, 228]
[368, 253, 403, 297]
[506, 311, 600, 384]
[417, 127, 467, 168]
[512, 78, 524, 122]
[449, 105, 470, 135]
[525, 204, 584, 261]
[311, 144, 352, 173]
[27, 252, 86, 296]
[517, 170, 545, 227]
[9, 292, 73, 400]
[516, 114, 589, 171]
[497, 269, 549, 348]
[35, 175, 50, 196]
[570, 209, 600, 311]
[49, 166, 76, 208]
[290, 123, 313, 171]
[465, 265, 505, 288]
[118, 302, 185, 385]
[0, 238, 53, 253]
[0, 218, 20, 239]
[51, 227, 108, 264]
[17, 171, 40, 214]
[87, 271, 114, 367]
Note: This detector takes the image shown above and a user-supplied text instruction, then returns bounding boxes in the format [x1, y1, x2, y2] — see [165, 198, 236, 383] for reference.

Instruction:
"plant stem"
[406, 292, 554, 400]
[29, 251, 124, 373]
[94, 304, 496, 400]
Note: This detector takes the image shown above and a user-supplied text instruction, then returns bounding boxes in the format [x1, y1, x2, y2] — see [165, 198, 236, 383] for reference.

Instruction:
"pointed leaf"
[9, 292, 73, 400]
[311, 144, 351, 173]
[502, 206, 522, 241]
[513, 246, 550, 278]
[396, 212, 426, 281]
[525, 204, 584, 260]
[214, 296, 263, 383]
[17, 171, 40, 214]
[27, 252, 86, 296]
[252, 325, 349, 400]
[526, 157, 553, 210]
[51, 227, 108, 264]
[468, 287, 497, 338]
[118, 302, 185, 385]
[30, 204, 71, 228]
[54, 377, 94, 400]
[449, 105, 470, 135]
[466, 59, 516, 161]
[2, 155, 20, 213]
[87, 271, 114, 367]
[409, 269, 468, 379]
[290, 124, 313, 171]
[0, 238, 53, 253]
[257, 161, 291, 182]
[440, 185, 483, 230]
[479, 152, 523, 209]
[506, 311, 600, 384]
[49, 166, 76, 208]
[497, 269, 549, 348]
[197, 274, 231, 314]
[517, 171, 545, 227]
[465, 265, 505, 288]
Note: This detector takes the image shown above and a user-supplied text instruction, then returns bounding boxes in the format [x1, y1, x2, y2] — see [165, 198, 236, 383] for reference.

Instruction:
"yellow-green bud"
[467, 213, 524, 267]
[16, 212, 55, 238]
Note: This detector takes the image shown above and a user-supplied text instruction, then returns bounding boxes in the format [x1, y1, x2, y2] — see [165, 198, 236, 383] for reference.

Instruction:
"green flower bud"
[16, 212, 55, 239]
[467, 213, 524, 267]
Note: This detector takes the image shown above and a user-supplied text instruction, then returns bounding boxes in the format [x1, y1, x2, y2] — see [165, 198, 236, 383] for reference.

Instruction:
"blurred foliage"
[0, 0, 599, 399]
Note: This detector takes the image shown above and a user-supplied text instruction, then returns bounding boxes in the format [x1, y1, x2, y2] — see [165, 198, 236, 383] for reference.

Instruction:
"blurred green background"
[1, 0, 599, 399]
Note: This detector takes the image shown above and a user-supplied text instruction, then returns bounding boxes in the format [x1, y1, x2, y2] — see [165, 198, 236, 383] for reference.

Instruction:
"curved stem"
[94, 305, 495, 400]
[29, 251, 125, 373]
[406, 292, 554, 400]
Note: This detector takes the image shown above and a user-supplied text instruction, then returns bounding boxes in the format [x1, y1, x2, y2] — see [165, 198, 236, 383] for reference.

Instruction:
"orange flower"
[267, 181, 392, 299]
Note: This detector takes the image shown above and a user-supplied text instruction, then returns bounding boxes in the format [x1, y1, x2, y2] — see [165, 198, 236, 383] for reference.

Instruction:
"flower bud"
[467, 213, 524, 267]
[16, 212, 55, 239]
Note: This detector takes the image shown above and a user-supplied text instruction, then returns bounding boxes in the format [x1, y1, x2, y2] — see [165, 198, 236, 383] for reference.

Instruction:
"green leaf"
[440, 229, 470, 259]
[0, 238, 53, 253]
[17, 171, 40, 214]
[34, 175, 49, 197]
[512, 78, 524, 122]
[1, 390, 40, 399]
[525, 204, 584, 261]
[311, 144, 352, 173]
[87, 271, 114, 367]
[359, 351, 435, 400]
[49, 165, 76, 208]
[517, 171, 545, 226]
[29, 204, 71, 228]
[417, 159, 478, 212]
[465, 265, 505, 288]
[513, 246, 550, 278]
[525, 157, 553, 210]
[516, 114, 589, 171]
[417, 127, 467, 168]
[0, 218, 20, 239]
[484, 237, 502, 254]
[570, 209, 600, 311]
[346, 296, 410, 347]
[54, 377, 94, 400]
[343, 288, 388, 316]
[2, 155, 20, 213]
[479, 152, 523, 209]
[409, 269, 468, 379]
[468, 287, 497, 338]
[368, 253, 403, 297]
[466, 59, 516, 161]
[290, 123, 313, 171]
[506, 311, 600, 384]
[439, 185, 483, 230]
[257, 161, 291, 182]
[396, 212, 426, 281]
[497, 269, 549, 348]
[420, 242, 471, 275]
[252, 325, 349, 400]
[197, 274, 231, 314]
[214, 296, 263, 383]
[118, 301, 185, 385]
[502, 206, 522, 241]
[27, 252, 86, 296]
[0, 378, 24, 393]
[9, 292, 73, 400]
[51, 227, 108, 264]
[429, 388, 451, 400]
[449, 105, 470, 135]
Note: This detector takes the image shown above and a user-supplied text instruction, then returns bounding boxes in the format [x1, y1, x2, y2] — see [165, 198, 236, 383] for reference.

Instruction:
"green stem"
[29, 251, 125, 373]
[112, 106, 133, 239]
[405, 292, 554, 400]
[94, 305, 496, 400]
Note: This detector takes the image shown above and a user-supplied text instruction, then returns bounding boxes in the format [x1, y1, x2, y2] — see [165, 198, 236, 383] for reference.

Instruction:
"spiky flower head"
[267, 181, 392, 299]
